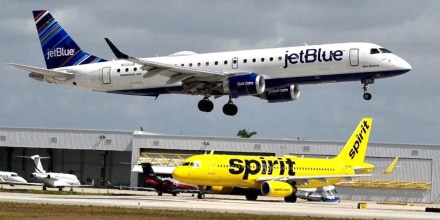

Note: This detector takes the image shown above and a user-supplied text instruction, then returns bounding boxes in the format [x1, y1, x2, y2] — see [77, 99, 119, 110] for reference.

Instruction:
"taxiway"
[0, 186, 438, 219]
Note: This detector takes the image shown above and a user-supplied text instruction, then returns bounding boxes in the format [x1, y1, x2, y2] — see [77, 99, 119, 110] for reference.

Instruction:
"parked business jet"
[7, 10, 411, 116]
[296, 185, 340, 202]
[18, 155, 92, 191]
[172, 118, 399, 202]
[0, 171, 28, 186]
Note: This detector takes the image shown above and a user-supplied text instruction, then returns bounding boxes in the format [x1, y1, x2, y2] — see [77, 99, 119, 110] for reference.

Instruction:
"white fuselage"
[0, 171, 28, 184]
[32, 171, 81, 187]
[42, 42, 411, 96]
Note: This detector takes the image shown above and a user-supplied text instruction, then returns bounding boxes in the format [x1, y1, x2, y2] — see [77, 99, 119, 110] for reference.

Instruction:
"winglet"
[104, 38, 130, 59]
[382, 157, 399, 175]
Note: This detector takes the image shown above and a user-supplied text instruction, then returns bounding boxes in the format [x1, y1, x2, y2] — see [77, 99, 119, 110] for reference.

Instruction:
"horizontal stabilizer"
[7, 63, 74, 80]
[383, 157, 399, 175]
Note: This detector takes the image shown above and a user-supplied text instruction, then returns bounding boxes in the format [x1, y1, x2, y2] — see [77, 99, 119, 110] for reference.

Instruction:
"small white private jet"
[18, 155, 93, 191]
[0, 171, 28, 186]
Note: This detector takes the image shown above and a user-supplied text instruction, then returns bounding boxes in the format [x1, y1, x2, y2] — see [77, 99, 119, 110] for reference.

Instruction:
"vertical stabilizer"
[30, 155, 47, 174]
[334, 118, 373, 165]
[32, 10, 106, 69]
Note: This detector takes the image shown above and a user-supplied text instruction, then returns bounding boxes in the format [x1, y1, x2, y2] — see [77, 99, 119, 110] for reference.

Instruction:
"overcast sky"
[1, 1, 439, 145]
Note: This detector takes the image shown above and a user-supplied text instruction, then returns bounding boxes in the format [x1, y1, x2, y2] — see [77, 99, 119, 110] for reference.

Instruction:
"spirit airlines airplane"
[7, 10, 411, 116]
[18, 155, 92, 191]
[172, 118, 399, 202]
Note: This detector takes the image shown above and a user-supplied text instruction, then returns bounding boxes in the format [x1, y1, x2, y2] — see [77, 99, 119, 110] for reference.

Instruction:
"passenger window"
[134, 67, 137, 71]
[261, 58, 265, 62]
[224, 60, 228, 65]
[189, 63, 193, 67]
[269, 57, 274, 61]
[370, 48, 380, 54]
[125, 68, 129, 72]
[205, 62, 209, 66]
[215, 61, 218, 65]
[181, 64, 184, 66]
[278, 56, 282, 61]
[252, 58, 256, 63]
[233, 60, 237, 64]
[197, 62, 201, 67]
[243, 59, 247, 63]
[117, 69, 120, 73]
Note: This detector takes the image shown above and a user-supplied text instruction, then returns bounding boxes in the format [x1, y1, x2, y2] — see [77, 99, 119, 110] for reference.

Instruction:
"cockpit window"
[192, 161, 201, 168]
[182, 162, 191, 166]
[379, 48, 392, 53]
[370, 48, 380, 54]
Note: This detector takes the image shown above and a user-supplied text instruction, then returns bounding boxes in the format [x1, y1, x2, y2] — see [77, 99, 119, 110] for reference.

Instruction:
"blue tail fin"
[33, 10, 106, 69]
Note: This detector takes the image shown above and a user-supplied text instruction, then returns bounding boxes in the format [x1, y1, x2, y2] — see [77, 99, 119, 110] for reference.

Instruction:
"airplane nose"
[397, 58, 412, 73]
[172, 167, 185, 180]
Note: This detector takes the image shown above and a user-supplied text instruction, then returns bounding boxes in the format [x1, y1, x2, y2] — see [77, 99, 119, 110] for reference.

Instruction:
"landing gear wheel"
[197, 192, 205, 199]
[197, 186, 206, 199]
[222, 102, 238, 116]
[245, 191, 258, 201]
[361, 78, 374, 101]
[43, 185, 47, 191]
[284, 194, 297, 203]
[198, 98, 214, 112]
[158, 191, 163, 196]
[363, 92, 372, 100]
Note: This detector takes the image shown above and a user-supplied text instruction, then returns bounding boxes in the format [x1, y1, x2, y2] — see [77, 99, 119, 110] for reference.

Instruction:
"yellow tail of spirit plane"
[172, 118, 398, 202]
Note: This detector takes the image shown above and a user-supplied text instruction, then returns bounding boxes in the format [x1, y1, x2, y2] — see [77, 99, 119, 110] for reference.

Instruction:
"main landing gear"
[197, 186, 206, 199]
[197, 96, 238, 116]
[362, 78, 374, 101]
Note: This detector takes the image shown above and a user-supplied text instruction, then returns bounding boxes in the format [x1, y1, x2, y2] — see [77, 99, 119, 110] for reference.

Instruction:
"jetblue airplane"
[7, 10, 411, 116]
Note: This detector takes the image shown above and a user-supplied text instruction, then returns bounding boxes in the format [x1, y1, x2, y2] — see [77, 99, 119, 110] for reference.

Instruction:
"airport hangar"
[0, 126, 437, 204]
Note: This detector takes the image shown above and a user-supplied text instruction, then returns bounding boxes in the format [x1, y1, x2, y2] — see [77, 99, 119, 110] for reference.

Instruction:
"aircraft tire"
[222, 103, 238, 116]
[158, 191, 163, 196]
[363, 93, 372, 100]
[197, 193, 204, 199]
[245, 191, 258, 201]
[284, 194, 297, 203]
[198, 99, 214, 112]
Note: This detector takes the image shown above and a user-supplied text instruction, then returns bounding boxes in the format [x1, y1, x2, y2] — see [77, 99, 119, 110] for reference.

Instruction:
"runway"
[0, 187, 439, 219]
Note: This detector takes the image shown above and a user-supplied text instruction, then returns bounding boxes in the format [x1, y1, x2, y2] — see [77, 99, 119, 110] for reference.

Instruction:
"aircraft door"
[349, 48, 359, 66]
[232, 57, 238, 69]
[208, 158, 215, 175]
[102, 67, 111, 84]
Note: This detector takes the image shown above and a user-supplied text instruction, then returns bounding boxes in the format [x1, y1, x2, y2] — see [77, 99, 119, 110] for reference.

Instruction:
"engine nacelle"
[261, 181, 294, 197]
[32, 173, 49, 179]
[260, 85, 300, 103]
[223, 73, 265, 96]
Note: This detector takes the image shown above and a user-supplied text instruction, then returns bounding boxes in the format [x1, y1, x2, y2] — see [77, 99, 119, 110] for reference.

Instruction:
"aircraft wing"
[6, 63, 74, 80]
[256, 157, 399, 185]
[104, 38, 250, 85]
[256, 174, 372, 185]
[0, 181, 43, 187]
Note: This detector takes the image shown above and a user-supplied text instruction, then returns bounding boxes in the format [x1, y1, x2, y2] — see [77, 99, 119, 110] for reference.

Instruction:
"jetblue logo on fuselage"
[283, 48, 344, 68]
[349, 120, 370, 159]
[228, 157, 295, 180]
[46, 48, 75, 60]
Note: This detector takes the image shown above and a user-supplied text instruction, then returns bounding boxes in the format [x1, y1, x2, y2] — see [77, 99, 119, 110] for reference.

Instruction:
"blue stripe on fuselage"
[106, 69, 409, 96]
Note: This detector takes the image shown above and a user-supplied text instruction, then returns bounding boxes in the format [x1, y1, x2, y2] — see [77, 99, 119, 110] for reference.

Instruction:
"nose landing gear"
[362, 78, 374, 100]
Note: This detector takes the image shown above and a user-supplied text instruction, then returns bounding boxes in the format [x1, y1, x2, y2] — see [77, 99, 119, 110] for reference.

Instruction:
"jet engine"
[261, 181, 294, 197]
[222, 73, 265, 96]
[259, 85, 300, 103]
